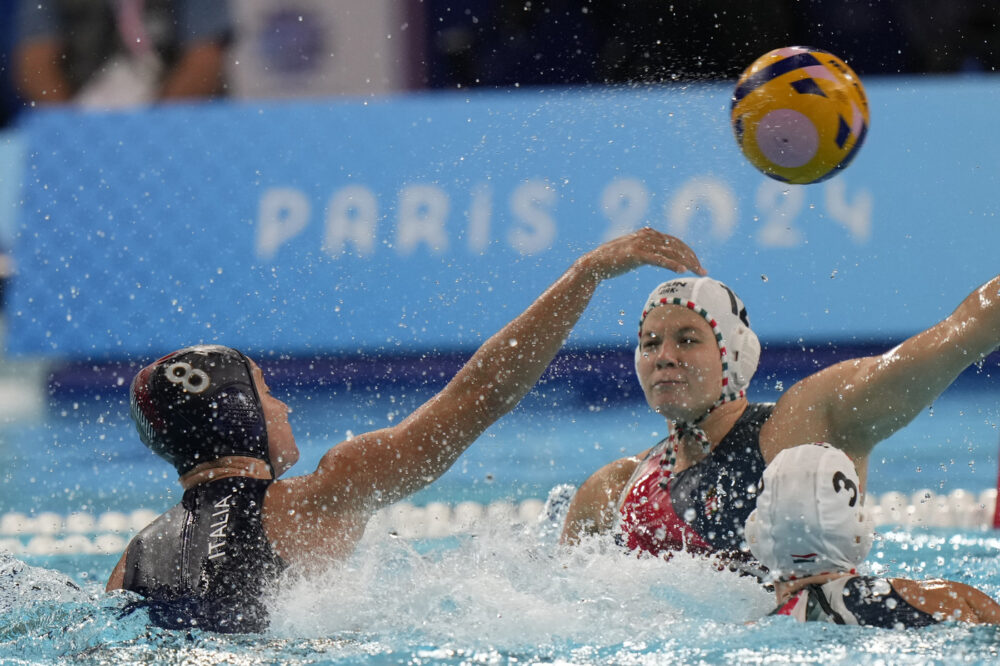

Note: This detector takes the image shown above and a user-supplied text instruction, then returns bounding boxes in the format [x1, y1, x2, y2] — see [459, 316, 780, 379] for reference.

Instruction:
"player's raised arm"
[765, 275, 1000, 461]
[306, 229, 706, 511]
[111, 230, 704, 628]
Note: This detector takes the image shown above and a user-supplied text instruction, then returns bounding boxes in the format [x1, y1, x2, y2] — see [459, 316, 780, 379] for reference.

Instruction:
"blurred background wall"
[0, 0, 998, 401]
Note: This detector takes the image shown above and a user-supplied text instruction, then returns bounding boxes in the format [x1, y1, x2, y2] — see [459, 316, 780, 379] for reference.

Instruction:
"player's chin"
[649, 397, 695, 420]
[650, 388, 718, 419]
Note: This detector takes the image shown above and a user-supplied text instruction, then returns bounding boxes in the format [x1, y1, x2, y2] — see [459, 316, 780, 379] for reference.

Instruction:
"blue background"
[4, 77, 1000, 359]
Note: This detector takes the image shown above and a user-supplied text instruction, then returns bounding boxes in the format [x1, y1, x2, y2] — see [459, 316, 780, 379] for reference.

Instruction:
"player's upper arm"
[763, 354, 909, 460]
[286, 421, 451, 516]
[891, 578, 1000, 624]
[560, 456, 639, 545]
[813, 314, 994, 452]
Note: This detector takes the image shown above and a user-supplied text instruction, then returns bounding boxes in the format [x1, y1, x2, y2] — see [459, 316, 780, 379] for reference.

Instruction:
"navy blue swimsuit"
[771, 576, 938, 627]
[618, 403, 772, 559]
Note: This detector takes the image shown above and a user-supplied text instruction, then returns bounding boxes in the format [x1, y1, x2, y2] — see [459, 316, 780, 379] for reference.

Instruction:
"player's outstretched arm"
[891, 578, 1000, 625]
[309, 229, 705, 511]
[767, 275, 1000, 461]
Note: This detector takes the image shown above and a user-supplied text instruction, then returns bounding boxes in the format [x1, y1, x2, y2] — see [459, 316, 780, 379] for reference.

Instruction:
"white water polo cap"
[637, 277, 761, 403]
[744, 443, 875, 582]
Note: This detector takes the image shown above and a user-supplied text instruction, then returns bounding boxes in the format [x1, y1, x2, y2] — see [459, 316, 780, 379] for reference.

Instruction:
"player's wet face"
[636, 305, 723, 421]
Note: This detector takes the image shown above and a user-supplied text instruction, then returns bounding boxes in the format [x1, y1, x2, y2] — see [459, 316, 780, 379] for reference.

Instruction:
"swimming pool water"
[5, 521, 1000, 664]
[2, 359, 1000, 664]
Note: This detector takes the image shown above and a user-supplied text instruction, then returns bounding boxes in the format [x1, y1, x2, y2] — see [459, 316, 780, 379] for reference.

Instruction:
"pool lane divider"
[1, 490, 997, 557]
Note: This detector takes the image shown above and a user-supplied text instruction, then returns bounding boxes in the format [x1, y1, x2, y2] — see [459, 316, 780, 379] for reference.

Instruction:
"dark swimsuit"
[770, 576, 939, 627]
[122, 477, 286, 633]
[617, 403, 773, 561]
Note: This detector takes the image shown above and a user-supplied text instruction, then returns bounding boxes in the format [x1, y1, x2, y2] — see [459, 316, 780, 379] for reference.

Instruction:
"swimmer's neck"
[704, 399, 748, 444]
[179, 456, 274, 490]
[774, 572, 852, 605]
[668, 398, 748, 447]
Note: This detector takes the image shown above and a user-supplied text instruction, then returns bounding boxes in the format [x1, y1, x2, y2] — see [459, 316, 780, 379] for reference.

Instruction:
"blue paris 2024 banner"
[7, 78, 1000, 360]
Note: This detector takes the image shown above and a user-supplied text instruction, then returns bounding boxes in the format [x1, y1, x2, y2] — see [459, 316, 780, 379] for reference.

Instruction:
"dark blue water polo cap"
[130, 345, 270, 476]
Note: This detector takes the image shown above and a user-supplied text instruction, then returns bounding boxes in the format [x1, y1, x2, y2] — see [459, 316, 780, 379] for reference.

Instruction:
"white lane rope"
[1, 490, 996, 556]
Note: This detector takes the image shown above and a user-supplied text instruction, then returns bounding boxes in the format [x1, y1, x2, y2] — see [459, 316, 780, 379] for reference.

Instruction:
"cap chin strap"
[657, 398, 720, 489]
[657, 379, 753, 487]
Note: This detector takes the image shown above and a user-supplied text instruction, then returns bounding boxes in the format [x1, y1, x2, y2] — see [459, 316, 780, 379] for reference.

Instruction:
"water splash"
[268, 505, 771, 649]
[6, 517, 1000, 664]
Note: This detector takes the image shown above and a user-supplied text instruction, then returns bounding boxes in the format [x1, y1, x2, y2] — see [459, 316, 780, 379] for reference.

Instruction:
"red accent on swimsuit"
[773, 591, 807, 616]
[617, 404, 774, 559]
[618, 455, 712, 555]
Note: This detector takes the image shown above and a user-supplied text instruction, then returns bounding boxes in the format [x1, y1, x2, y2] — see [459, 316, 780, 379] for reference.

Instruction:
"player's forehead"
[640, 304, 711, 336]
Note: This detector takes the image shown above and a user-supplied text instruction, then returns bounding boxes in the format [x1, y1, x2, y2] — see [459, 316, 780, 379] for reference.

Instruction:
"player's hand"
[579, 227, 706, 281]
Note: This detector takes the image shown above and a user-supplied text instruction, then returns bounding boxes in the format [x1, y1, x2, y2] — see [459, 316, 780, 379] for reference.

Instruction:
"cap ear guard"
[729, 324, 761, 391]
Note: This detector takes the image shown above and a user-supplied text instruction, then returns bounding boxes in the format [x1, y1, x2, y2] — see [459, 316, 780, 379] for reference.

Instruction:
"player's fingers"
[648, 232, 706, 276]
